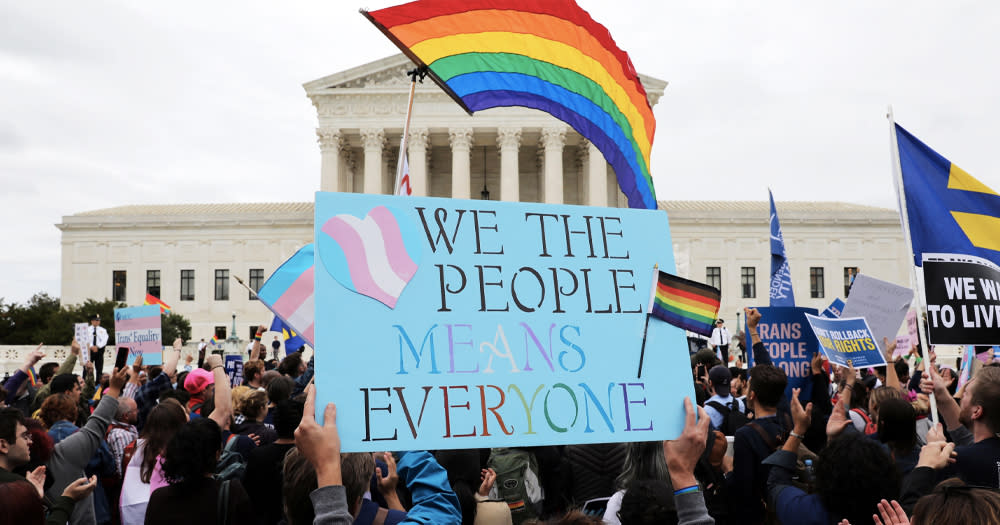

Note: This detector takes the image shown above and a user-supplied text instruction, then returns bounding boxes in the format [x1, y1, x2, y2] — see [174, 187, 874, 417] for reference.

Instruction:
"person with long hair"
[601, 441, 672, 525]
[145, 418, 254, 524]
[119, 398, 187, 524]
[876, 397, 920, 475]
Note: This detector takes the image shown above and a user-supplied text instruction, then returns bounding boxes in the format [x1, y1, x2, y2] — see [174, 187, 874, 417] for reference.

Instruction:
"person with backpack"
[704, 365, 748, 436]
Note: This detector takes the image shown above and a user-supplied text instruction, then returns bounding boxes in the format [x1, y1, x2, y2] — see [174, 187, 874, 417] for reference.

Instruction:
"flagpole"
[637, 264, 659, 379]
[394, 67, 426, 194]
[888, 106, 939, 425]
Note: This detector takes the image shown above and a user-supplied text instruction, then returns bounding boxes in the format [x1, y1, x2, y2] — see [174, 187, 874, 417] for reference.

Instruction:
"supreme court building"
[57, 54, 911, 341]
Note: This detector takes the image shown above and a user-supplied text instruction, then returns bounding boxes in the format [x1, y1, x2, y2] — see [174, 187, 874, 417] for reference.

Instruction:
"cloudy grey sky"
[1, 1, 998, 304]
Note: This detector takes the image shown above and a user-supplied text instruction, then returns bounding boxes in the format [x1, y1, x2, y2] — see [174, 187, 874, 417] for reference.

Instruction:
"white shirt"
[90, 325, 109, 349]
[710, 326, 730, 347]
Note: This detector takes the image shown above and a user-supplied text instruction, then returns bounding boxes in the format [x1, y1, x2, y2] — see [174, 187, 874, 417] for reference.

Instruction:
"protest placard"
[114, 305, 162, 365]
[842, 274, 912, 352]
[893, 335, 911, 358]
[313, 193, 692, 452]
[821, 298, 845, 318]
[745, 307, 818, 401]
[225, 355, 243, 387]
[922, 253, 1000, 345]
[74, 323, 91, 365]
[906, 309, 919, 344]
[805, 314, 887, 368]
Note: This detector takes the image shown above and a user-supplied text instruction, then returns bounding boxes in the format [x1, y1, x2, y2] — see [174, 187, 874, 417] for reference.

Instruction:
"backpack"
[851, 408, 877, 435]
[747, 421, 818, 525]
[488, 448, 543, 525]
[214, 434, 247, 481]
[706, 399, 750, 435]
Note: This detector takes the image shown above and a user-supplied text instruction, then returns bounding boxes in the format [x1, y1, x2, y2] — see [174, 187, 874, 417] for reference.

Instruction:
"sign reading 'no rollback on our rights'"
[805, 314, 887, 368]
[314, 193, 693, 452]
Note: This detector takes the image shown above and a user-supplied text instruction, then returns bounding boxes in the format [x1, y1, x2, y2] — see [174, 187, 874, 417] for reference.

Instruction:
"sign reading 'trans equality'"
[314, 193, 693, 452]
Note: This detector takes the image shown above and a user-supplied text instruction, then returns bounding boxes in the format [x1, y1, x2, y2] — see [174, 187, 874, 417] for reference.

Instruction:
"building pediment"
[304, 53, 668, 106]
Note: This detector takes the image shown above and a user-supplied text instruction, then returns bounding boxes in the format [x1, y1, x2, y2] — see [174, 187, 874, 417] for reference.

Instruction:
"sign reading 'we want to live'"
[313, 193, 693, 452]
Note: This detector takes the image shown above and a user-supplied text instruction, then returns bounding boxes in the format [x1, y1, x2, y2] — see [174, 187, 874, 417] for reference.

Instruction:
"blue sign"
[745, 307, 818, 401]
[804, 314, 887, 368]
[821, 298, 845, 318]
[314, 193, 693, 452]
[224, 355, 244, 387]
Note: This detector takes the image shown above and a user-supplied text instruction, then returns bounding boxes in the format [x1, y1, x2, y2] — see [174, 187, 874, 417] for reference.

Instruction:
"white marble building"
[56, 54, 910, 341]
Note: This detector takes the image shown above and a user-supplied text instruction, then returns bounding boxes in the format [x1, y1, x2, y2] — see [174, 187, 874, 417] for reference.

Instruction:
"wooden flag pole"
[887, 106, 938, 425]
[393, 67, 427, 194]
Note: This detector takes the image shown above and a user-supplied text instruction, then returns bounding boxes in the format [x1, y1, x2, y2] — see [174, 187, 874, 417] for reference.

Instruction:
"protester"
[233, 389, 276, 445]
[119, 399, 188, 524]
[703, 365, 746, 435]
[602, 441, 673, 525]
[242, 399, 303, 524]
[44, 365, 126, 525]
[145, 418, 255, 524]
[435, 449, 512, 525]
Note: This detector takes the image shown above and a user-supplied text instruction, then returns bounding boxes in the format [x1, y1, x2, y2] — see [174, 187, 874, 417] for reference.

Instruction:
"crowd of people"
[1, 310, 999, 525]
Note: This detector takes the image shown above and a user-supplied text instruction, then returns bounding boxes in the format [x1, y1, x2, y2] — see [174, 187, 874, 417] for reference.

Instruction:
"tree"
[162, 313, 191, 343]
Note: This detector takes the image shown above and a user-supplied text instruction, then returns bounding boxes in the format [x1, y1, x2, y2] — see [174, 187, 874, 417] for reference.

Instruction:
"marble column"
[587, 141, 608, 207]
[408, 128, 429, 197]
[360, 128, 386, 195]
[496, 127, 521, 202]
[316, 127, 344, 193]
[540, 126, 566, 204]
[449, 127, 473, 199]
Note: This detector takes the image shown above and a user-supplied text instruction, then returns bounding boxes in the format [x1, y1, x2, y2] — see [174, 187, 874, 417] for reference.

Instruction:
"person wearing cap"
[87, 314, 110, 378]
[709, 319, 731, 364]
[183, 368, 215, 417]
[703, 365, 746, 432]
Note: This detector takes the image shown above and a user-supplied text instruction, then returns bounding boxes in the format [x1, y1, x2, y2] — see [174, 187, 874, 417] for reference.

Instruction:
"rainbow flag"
[144, 293, 171, 315]
[257, 244, 315, 347]
[210, 335, 220, 346]
[364, 0, 657, 209]
[649, 271, 721, 337]
[26, 367, 38, 388]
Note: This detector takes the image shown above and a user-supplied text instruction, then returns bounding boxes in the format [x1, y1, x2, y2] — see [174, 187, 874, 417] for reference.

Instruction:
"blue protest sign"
[314, 192, 693, 452]
[804, 314, 887, 368]
[224, 355, 243, 387]
[821, 298, 845, 318]
[745, 307, 818, 401]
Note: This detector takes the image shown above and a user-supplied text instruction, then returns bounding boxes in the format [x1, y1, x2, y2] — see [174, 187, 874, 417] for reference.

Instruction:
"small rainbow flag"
[144, 293, 171, 315]
[26, 367, 38, 388]
[364, 0, 658, 209]
[210, 335, 220, 346]
[649, 271, 721, 337]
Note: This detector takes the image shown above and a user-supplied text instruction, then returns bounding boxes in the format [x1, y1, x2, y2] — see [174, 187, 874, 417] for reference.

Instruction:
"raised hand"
[925, 422, 946, 444]
[376, 452, 400, 495]
[295, 385, 342, 488]
[872, 499, 909, 525]
[917, 441, 956, 470]
[70, 338, 81, 356]
[663, 397, 709, 489]
[26, 466, 46, 498]
[478, 467, 497, 497]
[827, 397, 851, 438]
[790, 388, 813, 435]
[62, 475, 98, 501]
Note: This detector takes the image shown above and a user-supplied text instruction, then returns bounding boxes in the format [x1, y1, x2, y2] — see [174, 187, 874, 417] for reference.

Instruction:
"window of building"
[248, 268, 264, 300]
[214, 326, 227, 340]
[180, 270, 195, 301]
[740, 267, 756, 298]
[112, 271, 127, 302]
[844, 267, 859, 297]
[810, 267, 825, 298]
[215, 269, 230, 301]
[146, 270, 161, 298]
[706, 267, 722, 292]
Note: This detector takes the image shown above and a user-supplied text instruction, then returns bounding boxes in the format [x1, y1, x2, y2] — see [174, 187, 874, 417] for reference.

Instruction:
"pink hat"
[184, 368, 215, 394]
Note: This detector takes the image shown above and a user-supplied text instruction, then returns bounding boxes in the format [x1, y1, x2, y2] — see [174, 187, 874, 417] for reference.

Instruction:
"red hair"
[0, 481, 44, 525]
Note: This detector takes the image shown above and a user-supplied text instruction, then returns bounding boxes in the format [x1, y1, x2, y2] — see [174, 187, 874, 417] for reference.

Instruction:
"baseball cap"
[183, 368, 215, 394]
[708, 365, 732, 397]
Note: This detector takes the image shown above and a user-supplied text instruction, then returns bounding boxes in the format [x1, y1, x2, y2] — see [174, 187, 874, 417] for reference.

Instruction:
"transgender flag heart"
[318, 205, 421, 309]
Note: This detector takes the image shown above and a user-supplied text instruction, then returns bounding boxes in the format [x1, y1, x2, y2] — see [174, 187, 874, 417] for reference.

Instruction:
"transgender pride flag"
[257, 244, 315, 347]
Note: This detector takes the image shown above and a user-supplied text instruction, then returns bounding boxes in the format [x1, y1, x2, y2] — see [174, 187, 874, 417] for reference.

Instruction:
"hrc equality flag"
[257, 244, 315, 347]
[144, 293, 171, 315]
[649, 271, 721, 337]
[269, 315, 307, 353]
[895, 123, 1000, 268]
[769, 190, 795, 306]
[363, 0, 658, 209]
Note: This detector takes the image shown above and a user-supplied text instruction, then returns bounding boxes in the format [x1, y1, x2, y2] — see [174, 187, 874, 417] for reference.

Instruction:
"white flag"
[395, 152, 411, 196]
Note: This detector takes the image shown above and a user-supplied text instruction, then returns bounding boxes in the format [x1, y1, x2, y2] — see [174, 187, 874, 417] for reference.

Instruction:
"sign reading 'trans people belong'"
[314, 193, 692, 452]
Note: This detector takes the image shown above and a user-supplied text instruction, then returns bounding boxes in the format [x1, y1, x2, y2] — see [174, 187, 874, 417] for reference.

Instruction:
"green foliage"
[0, 294, 190, 346]
[162, 312, 191, 343]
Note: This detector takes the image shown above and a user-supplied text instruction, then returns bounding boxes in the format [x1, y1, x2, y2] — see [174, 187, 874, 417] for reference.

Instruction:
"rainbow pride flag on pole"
[364, 0, 658, 209]
[144, 293, 171, 315]
[210, 335, 221, 346]
[649, 271, 721, 337]
[257, 244, 315, 347]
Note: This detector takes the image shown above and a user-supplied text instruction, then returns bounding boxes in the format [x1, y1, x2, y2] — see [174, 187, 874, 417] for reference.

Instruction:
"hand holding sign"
[295, 385, 342, 488]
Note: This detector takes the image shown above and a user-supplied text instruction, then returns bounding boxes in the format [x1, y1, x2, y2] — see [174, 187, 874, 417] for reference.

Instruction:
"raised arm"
[250, 325, 265, 362]
[745, 308, 772, 366]
[663, 397, 715, 525]
[54, 367, 126, 469]
[920, 366, 964, 438]
[206, 354, 232, 428]
[882, 338, 902, 391]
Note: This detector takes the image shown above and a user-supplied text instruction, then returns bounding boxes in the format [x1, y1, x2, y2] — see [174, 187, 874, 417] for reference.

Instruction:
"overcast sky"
[2, 1, 998, 304]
